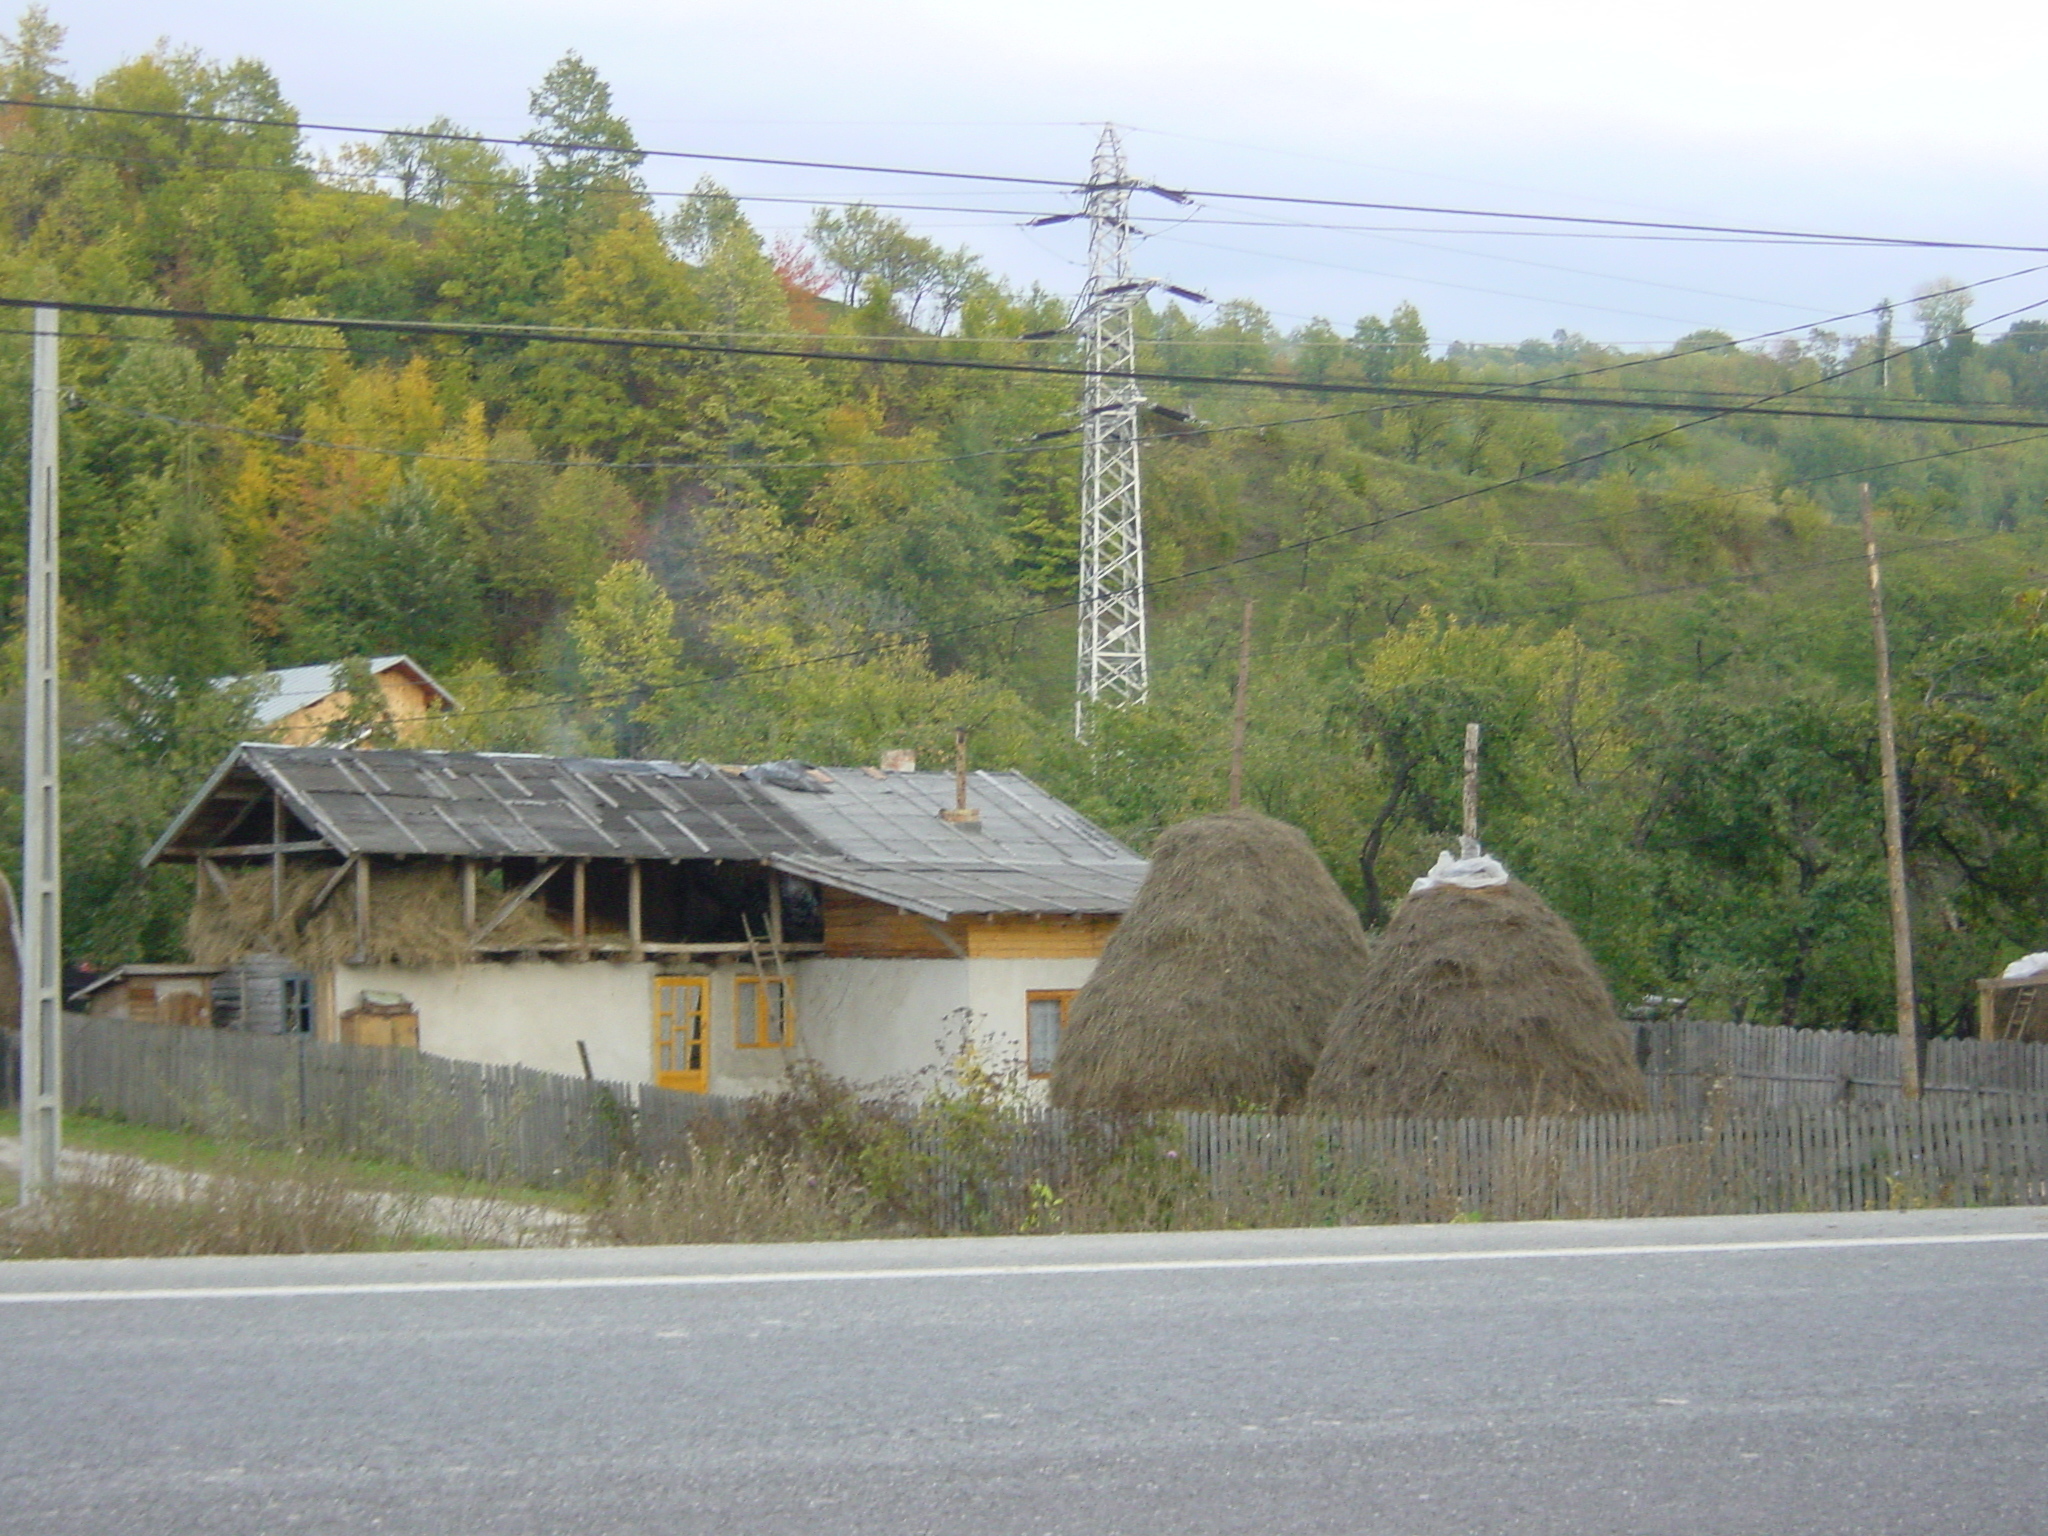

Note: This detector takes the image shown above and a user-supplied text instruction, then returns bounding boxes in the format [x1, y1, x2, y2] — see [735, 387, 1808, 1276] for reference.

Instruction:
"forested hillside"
[3, 10, 2048, 1033]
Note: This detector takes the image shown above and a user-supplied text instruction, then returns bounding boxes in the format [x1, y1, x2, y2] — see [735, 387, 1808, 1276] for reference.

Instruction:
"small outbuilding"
[1050, 810, 1371, 1115]
[1309, 873, 1648, 1118]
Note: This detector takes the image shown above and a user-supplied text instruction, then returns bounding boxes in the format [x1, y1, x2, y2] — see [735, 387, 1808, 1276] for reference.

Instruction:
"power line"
[9, 293, 2048, 433]
[7, 96, 2046, 254]
[71, 393, 1083, 474]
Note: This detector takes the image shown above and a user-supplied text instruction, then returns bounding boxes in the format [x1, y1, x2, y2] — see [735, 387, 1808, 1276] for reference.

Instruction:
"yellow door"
[653, 976, 711, 1092]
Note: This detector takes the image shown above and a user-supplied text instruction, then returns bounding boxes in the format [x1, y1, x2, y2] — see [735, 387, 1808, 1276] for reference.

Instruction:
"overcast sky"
[52, 0, 2048, 349]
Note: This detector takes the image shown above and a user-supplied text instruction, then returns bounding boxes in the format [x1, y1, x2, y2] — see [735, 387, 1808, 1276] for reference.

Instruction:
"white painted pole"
[19, 306, 61, 1201]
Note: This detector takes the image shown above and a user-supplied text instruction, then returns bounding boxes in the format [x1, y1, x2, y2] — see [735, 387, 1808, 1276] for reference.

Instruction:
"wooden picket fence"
[19, 1016, 2048, 1223]
[1636, 1018, 2048, 1110]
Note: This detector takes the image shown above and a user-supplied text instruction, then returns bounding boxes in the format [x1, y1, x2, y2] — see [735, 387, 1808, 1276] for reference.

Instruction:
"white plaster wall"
[789, 958, 973, 1091]
[327, 952, 1104, 1100]
[965, 957, 1102, 1097]
[333, 960, 657, 1085]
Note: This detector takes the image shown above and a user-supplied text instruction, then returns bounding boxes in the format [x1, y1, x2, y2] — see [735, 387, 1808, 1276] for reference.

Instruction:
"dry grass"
[0, 1154, 417, 1259]
[584, 1144, 872, 1245]
[188, 860, 560, 969]
[1052, 810, 1372, 1115]
[1311, 879, 1650, 1118]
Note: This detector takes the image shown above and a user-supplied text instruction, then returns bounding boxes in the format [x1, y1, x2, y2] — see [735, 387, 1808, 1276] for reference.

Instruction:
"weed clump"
[0, 1154, 410, 1259]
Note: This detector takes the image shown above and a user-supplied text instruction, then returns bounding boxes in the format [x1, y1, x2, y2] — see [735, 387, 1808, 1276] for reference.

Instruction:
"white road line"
[0, 1228, 2044, 1306]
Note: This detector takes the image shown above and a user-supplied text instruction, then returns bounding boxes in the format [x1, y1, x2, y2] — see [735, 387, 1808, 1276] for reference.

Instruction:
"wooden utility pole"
[1227, 601, 1254, 810]
[1460, 722, 1481, 858]
[1861, 484, 1921, 1097]
[18, 307, 61, 1203]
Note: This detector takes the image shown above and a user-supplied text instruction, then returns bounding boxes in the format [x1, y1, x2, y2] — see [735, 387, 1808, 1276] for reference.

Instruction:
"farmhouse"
[224, 655, 458, 745]
[143, 744, 1147, 1093]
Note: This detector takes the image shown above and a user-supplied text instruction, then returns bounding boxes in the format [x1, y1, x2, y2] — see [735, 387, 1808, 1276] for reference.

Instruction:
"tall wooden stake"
[1227, 601, 1254, 810]
[19, 307, 61, 1203]
[1460, 722, 1481, 859]
[1862, 484, 1921, 1097]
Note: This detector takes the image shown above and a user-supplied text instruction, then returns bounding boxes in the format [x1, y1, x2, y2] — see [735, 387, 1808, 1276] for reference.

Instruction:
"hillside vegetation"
[3, 10, 2048, 1032]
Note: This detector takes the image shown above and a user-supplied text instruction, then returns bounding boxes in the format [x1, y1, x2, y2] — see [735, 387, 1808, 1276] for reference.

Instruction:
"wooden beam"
[201, 839, 333, 859]
[298, 856, 359, 928]
[199, 857, 232, 902]
[471, 860, 564, 946]
[768, 870, 784, 948]
[572, 857, 588, 959]
[627, 859, 644, 962]
[352, 856, 372, 964]
[461, 858, 477, 932]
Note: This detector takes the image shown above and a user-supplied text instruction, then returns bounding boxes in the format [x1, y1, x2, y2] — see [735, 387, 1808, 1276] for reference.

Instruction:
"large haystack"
[1050, 810, 1371, 1115]
[1309, 878, 1646, 1118]
[188, 862, 560, 970]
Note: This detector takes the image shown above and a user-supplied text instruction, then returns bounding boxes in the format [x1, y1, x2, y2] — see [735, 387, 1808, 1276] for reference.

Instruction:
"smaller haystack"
[1309, 876, 1647, 1118]
[1051, 810, 1370, 1115]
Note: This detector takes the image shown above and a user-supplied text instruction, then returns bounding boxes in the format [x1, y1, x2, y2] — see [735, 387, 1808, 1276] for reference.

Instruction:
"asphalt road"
[1, 1208, 2045, 1535]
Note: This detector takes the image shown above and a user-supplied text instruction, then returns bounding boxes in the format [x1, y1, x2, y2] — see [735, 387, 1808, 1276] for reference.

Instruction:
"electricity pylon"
[1073, 125, 1149, 735]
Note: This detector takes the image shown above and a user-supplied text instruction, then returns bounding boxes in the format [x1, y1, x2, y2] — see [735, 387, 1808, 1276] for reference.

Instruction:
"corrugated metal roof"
[149, 746, 1147, 917]
[766, 768, 1146, 918]
[220, 656, 457, 727]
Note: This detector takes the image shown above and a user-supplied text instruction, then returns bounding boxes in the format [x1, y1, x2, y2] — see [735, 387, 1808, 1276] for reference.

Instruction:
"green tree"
[287, 478, 485, 667]
[524, 51, 644, 256]
[570, 560, 681, 755]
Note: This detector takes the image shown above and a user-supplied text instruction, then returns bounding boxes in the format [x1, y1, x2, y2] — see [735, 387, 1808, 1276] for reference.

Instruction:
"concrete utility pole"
[19, 306, 61, 1201]
[1073, 125, 1149, 735]
[1861, 483, 1921, 1098]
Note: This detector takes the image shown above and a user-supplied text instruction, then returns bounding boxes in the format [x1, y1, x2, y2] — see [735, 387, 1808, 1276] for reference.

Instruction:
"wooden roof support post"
[352, 855, 371, 965]
[572, 857, 589, 959]
[1862, 484, 1921, 1098]
[768, 867, 784, 948]
[627, 859, 644, 962]
[460, 858, 477, 933]
[269, 793, 285, 923]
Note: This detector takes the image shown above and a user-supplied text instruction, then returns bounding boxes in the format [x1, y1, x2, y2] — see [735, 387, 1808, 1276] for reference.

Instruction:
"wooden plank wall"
[820, 890, 961, 958]
[821, 891, 1118, 960]
[964, 915, 1117, 959]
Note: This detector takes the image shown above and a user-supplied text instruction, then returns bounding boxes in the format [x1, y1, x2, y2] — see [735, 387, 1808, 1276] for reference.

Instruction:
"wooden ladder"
[2005, 985, 2041, 1040]
[741, 913, 794, 1047]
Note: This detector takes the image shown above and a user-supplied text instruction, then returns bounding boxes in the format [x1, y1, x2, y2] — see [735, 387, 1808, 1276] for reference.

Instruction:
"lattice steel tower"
[1074, 125, 1149, 734]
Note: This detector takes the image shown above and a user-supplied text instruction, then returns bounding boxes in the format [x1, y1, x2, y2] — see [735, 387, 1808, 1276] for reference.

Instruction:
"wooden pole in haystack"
[1460, 722, 1481, 859]
[1228, 601, 1254, 810]
[1861, 483, 1921, 1098]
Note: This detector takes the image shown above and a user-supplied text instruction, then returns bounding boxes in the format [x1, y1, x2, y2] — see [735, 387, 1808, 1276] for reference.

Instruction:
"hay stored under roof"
[188, 861, 561, 970]
[1050, 810, 1371, 1115]
[1308, 878, 1648, 1118]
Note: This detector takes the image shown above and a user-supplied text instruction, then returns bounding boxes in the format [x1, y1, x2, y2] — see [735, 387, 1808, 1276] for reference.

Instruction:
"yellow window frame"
[734, 974, 793, 1049]
[1026, 989, 1073, 1079]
